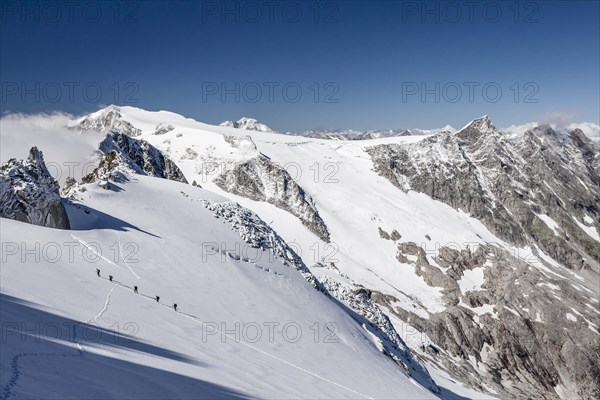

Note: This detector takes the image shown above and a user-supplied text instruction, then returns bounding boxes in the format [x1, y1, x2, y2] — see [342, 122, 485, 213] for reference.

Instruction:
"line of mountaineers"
[95, 268, 177, 311]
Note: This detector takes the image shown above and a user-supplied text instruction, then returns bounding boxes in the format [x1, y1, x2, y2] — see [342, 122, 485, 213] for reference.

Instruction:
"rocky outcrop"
[83, 132, 187, 184]
[200, 199, 320, 288]
[366, 117, 600, 399]
[213, 136, 329, 241]
[296, 126, 456, 140]
[154, 123, 174, 135]
[1, 147, 70, 229]
[379, 227, 401, 241]
[214, 155, 330, 242]
[73, 106, 186, 184]
[318, 271, 439, 394]
[219, 117, 274, 132]
[200, 199, 438, 394]
[374, 240, 600, 400]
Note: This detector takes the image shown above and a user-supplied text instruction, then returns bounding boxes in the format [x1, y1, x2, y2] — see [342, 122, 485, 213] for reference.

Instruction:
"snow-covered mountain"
[367, 115, 600, 398]
[290, 125, 457, 140]
[298, 128, 366, 140]
[1, 105, 599, 400]
[219, 117, 275, 132]
[218, 117, 457, 140]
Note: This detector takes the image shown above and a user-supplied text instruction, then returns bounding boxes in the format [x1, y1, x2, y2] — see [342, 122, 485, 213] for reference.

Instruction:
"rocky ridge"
[367, 116, 600, 273]
[365, 117, 600, 399]
[1, 147, 70, 229]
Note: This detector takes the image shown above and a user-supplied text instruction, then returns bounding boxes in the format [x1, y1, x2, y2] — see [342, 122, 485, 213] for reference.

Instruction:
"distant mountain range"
[219, 117, 457, 139]
[218, 116, 599, 144]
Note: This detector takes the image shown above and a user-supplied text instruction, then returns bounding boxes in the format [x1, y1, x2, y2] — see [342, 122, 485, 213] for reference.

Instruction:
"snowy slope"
[71, 106, 599, 400]
[1, 174, 437, 399]
[105, 107, 510, 310]
[65, 107, 511, 397]
[3, 106, 598, 400]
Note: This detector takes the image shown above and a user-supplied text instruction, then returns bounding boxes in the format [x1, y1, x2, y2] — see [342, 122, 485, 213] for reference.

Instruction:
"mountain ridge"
[2, 106, 599, 400]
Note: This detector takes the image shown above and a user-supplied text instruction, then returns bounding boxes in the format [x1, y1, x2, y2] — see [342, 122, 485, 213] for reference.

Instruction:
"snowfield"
[1, 175, 437, 399]
[2, 105, 598, 400]
[106, 107, 528, 316]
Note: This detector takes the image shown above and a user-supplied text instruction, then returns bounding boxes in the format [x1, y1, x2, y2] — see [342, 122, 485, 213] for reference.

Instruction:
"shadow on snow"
[0, 293, 252, 400]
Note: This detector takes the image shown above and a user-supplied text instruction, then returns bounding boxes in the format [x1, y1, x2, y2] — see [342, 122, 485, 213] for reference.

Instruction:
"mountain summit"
[456, 115, 498, 141]
[219, 117, 275, 132]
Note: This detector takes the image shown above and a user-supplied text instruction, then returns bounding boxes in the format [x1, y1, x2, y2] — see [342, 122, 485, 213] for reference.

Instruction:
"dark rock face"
[379, 227, 391, 239]
[214, 154, 330, 242]
[76, 107, 187, 184]
[84, 132, 187, 184]
[1, 147, 70, 229]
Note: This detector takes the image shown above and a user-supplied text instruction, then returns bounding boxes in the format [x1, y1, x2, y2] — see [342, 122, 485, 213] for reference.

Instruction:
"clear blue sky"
[1, 0, 598, 131]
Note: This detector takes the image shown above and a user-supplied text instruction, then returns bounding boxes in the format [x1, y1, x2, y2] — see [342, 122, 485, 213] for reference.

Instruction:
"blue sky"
[1, 0, 598, 132]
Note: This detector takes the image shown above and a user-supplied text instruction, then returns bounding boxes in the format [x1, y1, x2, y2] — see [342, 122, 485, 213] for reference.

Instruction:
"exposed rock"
[379, 227, 391, 239]
[297, 125, 457, 140]
[317, 269, 439, 394]
[1, 147, 70, 229]
[223, 134, 259, 153]
[214, 154, 330, 242]
[382, 241, 600, 400]
[154, 122, 174, 135]
[61, 176, 78, 196]
[81, 150, 123, 184]
[367, 117, 600, 273]
[220, 117, 274, 132]
[199, 199, 320, 288]
[84, 132, 187, 184]
[366, 118, 600, 399]
[200, 199, 438, 394]
[180, 148, 199, 161]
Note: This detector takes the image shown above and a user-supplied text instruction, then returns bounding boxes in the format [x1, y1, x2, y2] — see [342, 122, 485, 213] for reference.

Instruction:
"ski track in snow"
[114, 232, 141, 280]
[70, 233, 140, 280]
[2, 260, 370, 400]
[1, 283, 119, 400]
[70, 234, 117, 268]
[87, 283, 119, 324]
[76, 283, 119, 352]
[93, 270, 371, 399]
[0, 352, 82, 400]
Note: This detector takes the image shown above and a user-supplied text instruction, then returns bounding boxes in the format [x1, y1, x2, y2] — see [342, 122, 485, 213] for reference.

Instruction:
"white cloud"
[567, 122, 600, 142]
[536, 110, 599, 143]
[539, 110, 581, 128]
[0, 112, 103, 185]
